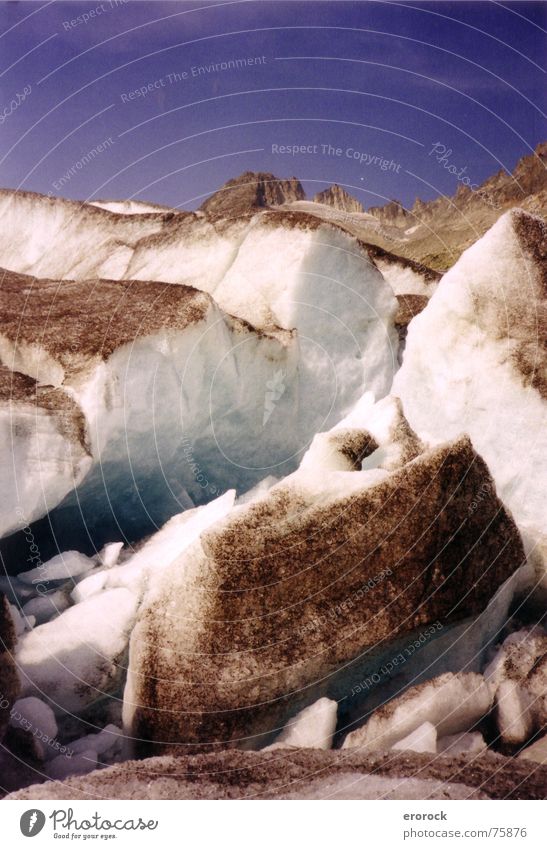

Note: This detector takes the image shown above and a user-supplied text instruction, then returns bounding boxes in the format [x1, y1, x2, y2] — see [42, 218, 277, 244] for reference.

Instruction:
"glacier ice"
[0, 197, 399, 554]
[391, 721, 437, 753]
[1, 183, 544, 788]
[13, 492, 236, 721]
[16, 587, 138, 715]
[264, 697, 338, 751]
[394, 209, 547, 595]
[343, 673, 492, 752]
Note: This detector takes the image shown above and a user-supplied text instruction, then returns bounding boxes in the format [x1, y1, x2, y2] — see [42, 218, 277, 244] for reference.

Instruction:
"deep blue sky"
[0, 1, 545, 211]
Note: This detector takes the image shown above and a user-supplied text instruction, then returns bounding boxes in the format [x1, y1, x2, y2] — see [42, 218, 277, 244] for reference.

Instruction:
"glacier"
[394, 209, 547, 598]
[0, 191, 399, 554]
[0, 176, 545, 799]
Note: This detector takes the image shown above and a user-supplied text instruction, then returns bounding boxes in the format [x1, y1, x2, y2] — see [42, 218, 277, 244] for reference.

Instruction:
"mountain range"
[195, 141, 546, 270]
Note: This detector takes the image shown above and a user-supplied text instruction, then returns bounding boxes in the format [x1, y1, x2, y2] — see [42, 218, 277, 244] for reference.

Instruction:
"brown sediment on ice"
[0, 267, 212, 374]
[0, 365, 90, 453]
[127, 435, 524, 753]
[257, 208, 329, 232]
[509, 210, 547, 398]
[395, 294, 430, 328]
[5, 748, 546, 800]
[364, 243, 442, 284]
[223, 312, 294, 346]
[0, 187, 186, 225]
[320, 429, 379, 470]
[0, 595, 19, 742]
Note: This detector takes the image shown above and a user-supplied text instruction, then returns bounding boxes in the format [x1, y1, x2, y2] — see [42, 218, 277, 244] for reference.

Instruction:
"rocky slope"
[367, 142, 547, 269]
[195, 145, 546, 272]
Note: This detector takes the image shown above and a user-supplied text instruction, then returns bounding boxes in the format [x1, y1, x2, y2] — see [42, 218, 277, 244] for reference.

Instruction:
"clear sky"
[0, 0, 545, 211]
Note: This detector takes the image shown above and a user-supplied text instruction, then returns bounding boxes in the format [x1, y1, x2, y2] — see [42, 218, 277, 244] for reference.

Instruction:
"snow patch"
[374, 257, 435, 297]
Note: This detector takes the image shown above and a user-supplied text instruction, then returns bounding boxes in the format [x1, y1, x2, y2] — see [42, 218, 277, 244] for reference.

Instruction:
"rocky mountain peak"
[367, 198, 408, 224]
[199, 171, 305, 219]
[313, 184, 364, 213]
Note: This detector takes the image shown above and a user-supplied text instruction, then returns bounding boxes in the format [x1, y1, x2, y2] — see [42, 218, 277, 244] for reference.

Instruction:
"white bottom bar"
[2, 799, 546, 848]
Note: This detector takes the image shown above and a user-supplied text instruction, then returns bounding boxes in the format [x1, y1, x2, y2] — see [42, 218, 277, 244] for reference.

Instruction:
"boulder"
[437, 731, 487, 756]
[16, 588, 138, 715]
[8, 696, 58, 760]
[46, 749, 98, 781]
[518, 734, 547, 765]
[69, 723, 124, 760]
[494, 681, 535, 746]
[22, 590, 71, 626]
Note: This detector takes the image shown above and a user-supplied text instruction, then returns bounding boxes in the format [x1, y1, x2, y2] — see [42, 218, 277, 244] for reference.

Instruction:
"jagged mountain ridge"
[367, 142, 547, 228]
[365, 141, 547, 269]
[197, 142, 546, 270]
